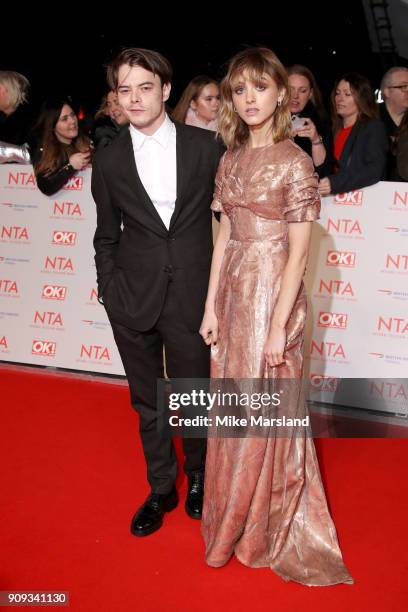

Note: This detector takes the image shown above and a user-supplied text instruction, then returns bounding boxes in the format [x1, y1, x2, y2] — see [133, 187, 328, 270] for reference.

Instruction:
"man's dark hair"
[107, 48, 173, 90]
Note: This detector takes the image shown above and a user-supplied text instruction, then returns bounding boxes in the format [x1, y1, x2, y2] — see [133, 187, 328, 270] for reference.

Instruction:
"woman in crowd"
[31, 98, 92, 196]
[287, 64, 334, 177]
[93, 90, 129, 150]
[172, 75, 220, 131]
[199, 47, 353, 586]
[319, 72, 388, 196]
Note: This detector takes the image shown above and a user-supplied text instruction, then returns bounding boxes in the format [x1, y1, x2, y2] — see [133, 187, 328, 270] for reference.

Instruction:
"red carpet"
[0, 365, 407, 611]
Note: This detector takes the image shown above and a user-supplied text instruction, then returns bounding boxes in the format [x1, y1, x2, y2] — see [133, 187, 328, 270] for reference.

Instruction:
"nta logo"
[310, 340, 346, 359]
[327, 218, 362, 235]
[53, 201, 82, 217]
[385, 254, 408, 271]
[34, 312, 64, 326]
[80, 345, 111, 360]
[8, 172, 36, 187]
[318, 279, 354, 296]
[1, 226, 29, 240]
[44, 256, 74, 272]
[377, 317, 408, 334]
[0, 279, 18, 294]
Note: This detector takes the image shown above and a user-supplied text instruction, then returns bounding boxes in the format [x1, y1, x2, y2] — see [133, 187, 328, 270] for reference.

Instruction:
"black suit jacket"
[91, 120, 223, 332]
[329, 119, 388, 194]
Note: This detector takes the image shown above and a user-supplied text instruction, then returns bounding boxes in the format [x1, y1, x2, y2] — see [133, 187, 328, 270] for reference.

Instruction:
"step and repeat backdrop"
[304, 182, 408, 414]
[0, 165, 124, 375]
[0, 165, 407, 414]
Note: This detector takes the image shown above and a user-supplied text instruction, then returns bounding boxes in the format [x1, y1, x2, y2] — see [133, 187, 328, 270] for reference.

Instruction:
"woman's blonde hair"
[218, 47, 292, 149]
[0, 71, 29, 112]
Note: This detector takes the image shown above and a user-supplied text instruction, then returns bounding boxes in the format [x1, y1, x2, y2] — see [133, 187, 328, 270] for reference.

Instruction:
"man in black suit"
[91, 48, 223, 536]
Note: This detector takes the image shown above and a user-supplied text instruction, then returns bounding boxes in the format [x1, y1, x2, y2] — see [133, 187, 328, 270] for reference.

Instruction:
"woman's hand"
[318, 177, 331, 196]
[199, 310, 218, 346]
[294, 117, 319, 142]
[69, 151, 91, 171]
[264, 326, 286, 368]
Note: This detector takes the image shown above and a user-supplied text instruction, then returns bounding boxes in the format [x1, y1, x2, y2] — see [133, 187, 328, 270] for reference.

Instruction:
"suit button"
[167, 237, 176, 242]
[163, 265, 173, 273]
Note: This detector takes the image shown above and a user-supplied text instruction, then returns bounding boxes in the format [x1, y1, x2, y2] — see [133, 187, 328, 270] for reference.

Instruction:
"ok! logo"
[309, 373, 339, 392]
[63, 176, 83, 191]
[31, 339, 56, 357]
[52, 231, 77, 246]
[42, 285, 67, 300]
[326, 250, 356, 268]
[317, 311, 348, 329]
[333, 191, 363, 206]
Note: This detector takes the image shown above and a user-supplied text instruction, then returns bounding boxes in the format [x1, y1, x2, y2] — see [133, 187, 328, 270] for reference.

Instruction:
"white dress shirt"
[129, 114, 177, 230]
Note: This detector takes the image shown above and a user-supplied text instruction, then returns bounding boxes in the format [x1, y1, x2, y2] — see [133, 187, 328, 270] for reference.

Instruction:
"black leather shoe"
[185, 472, 204, 520]
[130, 487, 178, 537]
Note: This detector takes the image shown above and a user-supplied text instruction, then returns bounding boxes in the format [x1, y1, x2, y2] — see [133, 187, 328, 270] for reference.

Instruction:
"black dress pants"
[108, 277, 209, 494]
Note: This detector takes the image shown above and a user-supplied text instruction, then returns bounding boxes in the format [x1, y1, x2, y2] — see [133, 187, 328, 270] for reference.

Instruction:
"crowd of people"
[1, 60, 408, 194]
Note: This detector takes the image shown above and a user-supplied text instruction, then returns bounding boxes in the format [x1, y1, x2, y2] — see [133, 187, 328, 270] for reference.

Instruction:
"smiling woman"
[30, 98, 93, 196]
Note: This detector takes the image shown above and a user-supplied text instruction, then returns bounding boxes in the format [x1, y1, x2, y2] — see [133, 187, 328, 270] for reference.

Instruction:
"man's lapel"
[169, 121, 194, 231]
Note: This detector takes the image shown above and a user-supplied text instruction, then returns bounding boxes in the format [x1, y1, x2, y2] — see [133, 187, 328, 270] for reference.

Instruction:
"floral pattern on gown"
[201, 139, 353, 587]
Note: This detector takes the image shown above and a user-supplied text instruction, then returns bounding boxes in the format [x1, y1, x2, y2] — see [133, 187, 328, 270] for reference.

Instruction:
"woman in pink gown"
[199, 47, 353, 587]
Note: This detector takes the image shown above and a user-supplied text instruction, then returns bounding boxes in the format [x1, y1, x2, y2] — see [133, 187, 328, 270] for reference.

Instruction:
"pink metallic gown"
[201, 140, 353, 587]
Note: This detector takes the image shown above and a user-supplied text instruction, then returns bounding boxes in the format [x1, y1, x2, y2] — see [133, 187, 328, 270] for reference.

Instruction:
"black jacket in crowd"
[328, 118, 388, 194]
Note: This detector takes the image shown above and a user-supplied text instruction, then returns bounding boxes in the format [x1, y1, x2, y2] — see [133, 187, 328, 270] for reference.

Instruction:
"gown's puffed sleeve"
[283, 151, 321, 222]
[211, 151, 228, 213]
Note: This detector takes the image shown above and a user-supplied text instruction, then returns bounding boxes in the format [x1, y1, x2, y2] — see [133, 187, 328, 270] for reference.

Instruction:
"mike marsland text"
[168, 415, 310, 427]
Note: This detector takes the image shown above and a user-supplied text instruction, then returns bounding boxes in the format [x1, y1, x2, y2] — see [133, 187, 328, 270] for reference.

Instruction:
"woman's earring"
[277, 99, 282, 107]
